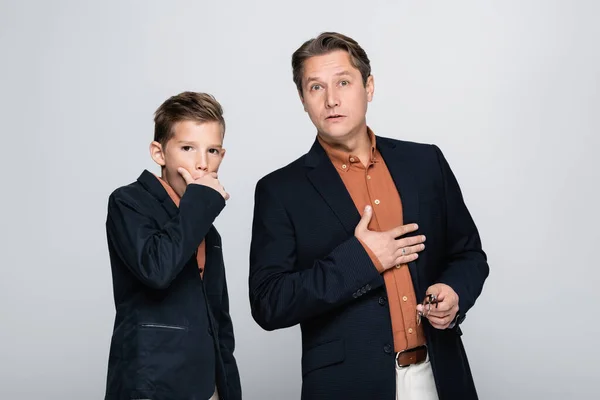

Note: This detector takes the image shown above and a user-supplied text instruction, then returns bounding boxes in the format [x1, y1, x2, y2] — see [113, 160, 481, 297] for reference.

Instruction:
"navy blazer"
[105, 170, 241, 400]
[249, 136, 489, 400]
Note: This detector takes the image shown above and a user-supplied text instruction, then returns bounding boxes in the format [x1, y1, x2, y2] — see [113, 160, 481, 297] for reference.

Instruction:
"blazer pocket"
[135, 323, 189, 391]
[301, 339, 345, 376]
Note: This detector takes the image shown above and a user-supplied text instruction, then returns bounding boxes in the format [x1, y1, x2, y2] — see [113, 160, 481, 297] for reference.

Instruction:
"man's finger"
[177, 167, 194, 184]
[395, 243, 425, 258]
[426, 310, 452, 319]
[397, 235, 426, 250]
[390, 223, 418, 239]
[393, 253, 418, 266]
[428, 299, 452, 313]
[427, 315, 451, 328]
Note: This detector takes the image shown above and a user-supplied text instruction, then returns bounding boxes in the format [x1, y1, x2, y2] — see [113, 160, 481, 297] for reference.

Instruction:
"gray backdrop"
[1, 0, 598, 399]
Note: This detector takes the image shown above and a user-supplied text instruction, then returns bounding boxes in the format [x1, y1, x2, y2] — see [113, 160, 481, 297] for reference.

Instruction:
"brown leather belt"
[395, 345, 428, 367]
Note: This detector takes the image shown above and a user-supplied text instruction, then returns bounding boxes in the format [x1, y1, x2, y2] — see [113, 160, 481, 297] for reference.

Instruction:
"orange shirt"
[155, 175, 206, 279]
[319, 128, 425, 352]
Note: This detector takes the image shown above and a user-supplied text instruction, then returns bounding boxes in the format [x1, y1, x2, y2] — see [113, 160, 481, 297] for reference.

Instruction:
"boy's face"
[150, 120, 226, 197]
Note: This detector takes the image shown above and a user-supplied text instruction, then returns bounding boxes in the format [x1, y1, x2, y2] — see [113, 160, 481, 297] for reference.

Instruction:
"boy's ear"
[150, 141, 166, 166]
[221, 148, 226, 159]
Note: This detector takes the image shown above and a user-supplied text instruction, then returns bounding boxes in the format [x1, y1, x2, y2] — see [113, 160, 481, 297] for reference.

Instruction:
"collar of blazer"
[136, 169, 179, 218]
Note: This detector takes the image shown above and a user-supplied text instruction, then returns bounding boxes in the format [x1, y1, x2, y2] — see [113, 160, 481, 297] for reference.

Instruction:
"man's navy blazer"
[249, 136, 489, 400]
[105, 170, 241, 400]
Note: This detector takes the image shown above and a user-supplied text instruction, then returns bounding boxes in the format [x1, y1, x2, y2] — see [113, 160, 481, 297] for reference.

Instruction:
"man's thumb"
[355, 205, 373, 233]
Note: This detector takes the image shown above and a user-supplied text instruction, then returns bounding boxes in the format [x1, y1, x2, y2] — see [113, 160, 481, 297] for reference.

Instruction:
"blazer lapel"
[305, 139, 361, 235]
[137, 169, 179, 218]
[377, 137, 422, 285]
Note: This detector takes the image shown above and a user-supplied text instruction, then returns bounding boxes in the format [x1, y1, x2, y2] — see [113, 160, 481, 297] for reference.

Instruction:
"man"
[249, 32, 489, 399]
[105, 92, 241, 400]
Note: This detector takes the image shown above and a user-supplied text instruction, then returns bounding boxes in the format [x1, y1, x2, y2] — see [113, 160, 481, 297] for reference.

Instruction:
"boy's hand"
[178, 168, 230, 200]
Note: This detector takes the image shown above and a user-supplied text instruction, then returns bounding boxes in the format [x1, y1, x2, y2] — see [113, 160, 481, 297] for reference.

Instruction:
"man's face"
[150, 120, 225, 197]
[300, 50, 374, 143]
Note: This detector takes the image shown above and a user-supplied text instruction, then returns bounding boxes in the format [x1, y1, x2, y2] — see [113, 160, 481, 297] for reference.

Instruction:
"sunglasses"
[417, 293, 438, 325]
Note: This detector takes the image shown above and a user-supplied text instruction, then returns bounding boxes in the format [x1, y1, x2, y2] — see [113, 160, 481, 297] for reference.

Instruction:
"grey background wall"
[1, 1, 598, 398]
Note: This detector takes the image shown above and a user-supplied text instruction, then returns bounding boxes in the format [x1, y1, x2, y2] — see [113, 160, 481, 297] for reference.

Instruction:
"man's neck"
[318, 125, 372, 165]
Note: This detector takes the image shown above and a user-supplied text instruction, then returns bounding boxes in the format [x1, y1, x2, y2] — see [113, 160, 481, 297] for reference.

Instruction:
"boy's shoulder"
[107, 170, 157, 211]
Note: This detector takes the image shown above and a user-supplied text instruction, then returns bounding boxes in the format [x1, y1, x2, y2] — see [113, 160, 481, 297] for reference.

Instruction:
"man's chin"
[319, 127, 352, 140]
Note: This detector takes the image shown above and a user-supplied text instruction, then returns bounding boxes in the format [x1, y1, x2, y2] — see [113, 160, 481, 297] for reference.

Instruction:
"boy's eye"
[182, 146, 193, 151]
[208, 148, 220, 154]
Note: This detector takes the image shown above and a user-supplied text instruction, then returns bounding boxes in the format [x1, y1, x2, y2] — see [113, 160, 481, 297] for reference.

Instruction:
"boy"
[105, 92, 241, 400]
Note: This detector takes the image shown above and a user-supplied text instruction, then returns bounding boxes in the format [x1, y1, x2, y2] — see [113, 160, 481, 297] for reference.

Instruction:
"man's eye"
[311, 84, 322, 91]
[340, 80, 349, 86]
[182, 146, 193, 151]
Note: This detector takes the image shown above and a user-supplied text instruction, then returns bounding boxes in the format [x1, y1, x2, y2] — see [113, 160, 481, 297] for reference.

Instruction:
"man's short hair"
[154, 91, 225, 147]
[292, 32, 371, 95]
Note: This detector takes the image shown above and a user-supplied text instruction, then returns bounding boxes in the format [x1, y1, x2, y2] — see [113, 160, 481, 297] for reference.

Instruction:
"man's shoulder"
[376, 135, 436, 153]
[256, 153, 308, 188]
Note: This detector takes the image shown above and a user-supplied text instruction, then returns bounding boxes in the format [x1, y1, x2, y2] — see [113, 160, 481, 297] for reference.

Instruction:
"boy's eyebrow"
[177, 140, 222, 148]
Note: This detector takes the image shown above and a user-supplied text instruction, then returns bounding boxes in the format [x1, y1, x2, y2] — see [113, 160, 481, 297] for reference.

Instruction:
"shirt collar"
[318, 127, 378, 171]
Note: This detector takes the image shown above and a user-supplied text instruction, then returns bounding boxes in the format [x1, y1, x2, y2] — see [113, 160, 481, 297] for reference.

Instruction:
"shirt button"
[383, 344, 392, 354]
[341, 164, 347, 169]
[402, 296, 408, 302]
[349, 157, 355, 162]
[378, 296, 387, 306]
[408, 328, 414, 334]
[367, 175, 371, 180]
[374, 199, 380, 205]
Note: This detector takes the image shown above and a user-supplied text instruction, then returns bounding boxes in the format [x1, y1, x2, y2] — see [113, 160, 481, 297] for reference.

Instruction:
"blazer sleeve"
[217, 267, 241, 400]
[106, 184, 225, 289]
[249, 178, 384, 331]
[433, 145, 489, 321]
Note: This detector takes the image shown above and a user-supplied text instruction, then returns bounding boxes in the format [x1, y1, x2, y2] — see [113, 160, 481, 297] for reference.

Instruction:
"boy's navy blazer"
[104, 170, 241, 400]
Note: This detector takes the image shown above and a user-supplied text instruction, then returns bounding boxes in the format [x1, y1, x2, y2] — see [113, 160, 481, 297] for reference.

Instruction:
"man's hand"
[177, 168, 230, 200]
[354, 205, 426, 271]
[417, 283, 459, 329]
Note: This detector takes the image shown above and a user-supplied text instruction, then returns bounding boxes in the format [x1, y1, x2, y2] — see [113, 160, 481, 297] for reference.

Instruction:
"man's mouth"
[326, 114, 345, 120]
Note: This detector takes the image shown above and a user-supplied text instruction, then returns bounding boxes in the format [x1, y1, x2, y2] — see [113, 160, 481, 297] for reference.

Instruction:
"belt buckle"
[395, 345, 426, 368]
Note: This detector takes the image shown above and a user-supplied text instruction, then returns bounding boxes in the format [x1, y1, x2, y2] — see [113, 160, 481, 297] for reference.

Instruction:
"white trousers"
[395, 354, 439, 400]
[208, 386, 219, 400]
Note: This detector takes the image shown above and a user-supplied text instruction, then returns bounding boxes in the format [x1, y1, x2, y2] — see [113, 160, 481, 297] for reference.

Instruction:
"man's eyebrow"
[305, 71, 352, 84]
[333, 70, 352, 77]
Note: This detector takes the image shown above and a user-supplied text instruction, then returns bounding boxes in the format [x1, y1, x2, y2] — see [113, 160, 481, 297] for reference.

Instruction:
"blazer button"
[378, 296, 387, 306]
[383, 344, 392, 354]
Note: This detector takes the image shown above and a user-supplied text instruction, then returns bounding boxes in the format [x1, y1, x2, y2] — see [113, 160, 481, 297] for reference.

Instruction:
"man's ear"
[366, 75, 375, 102]
[150, 141, 166, 166]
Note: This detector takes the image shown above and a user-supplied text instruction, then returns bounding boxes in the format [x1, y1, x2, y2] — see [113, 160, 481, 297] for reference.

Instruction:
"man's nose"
[325, 87, 340, 109]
